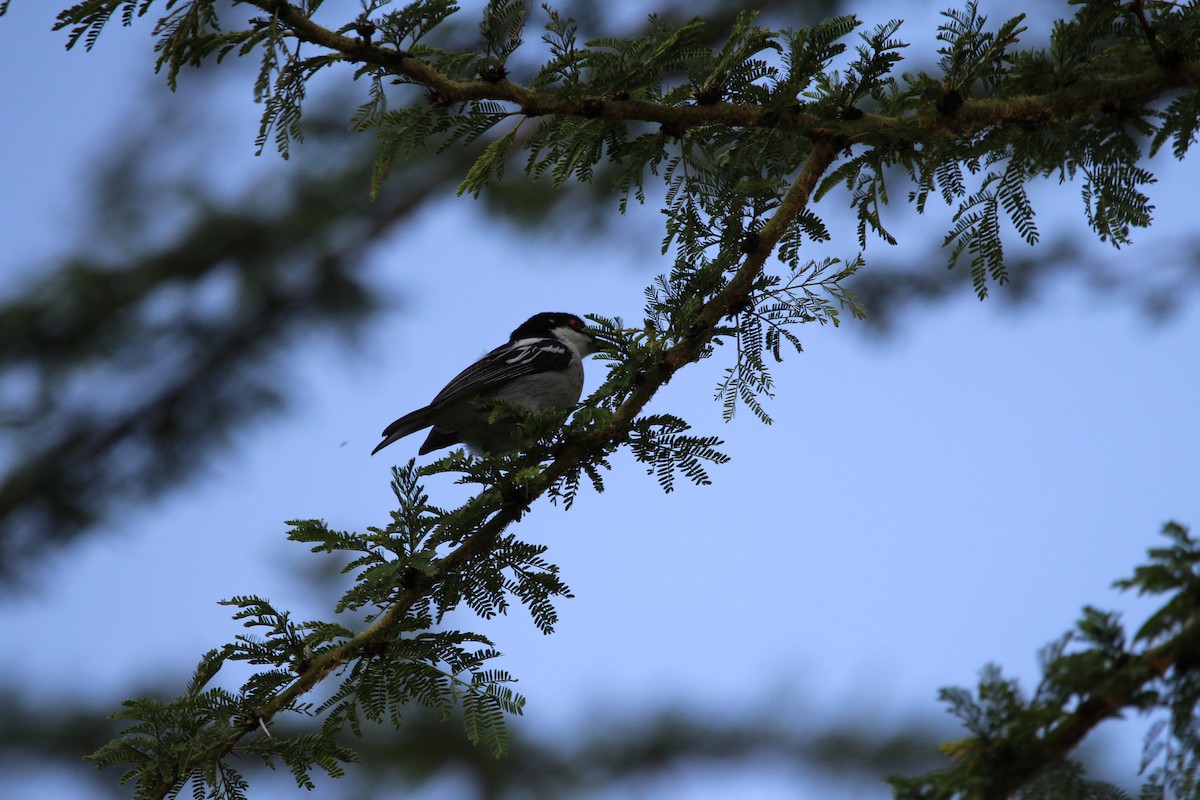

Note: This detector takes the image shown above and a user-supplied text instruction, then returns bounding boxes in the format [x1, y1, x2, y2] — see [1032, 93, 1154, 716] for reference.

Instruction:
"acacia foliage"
[10, 0, 1200, 797]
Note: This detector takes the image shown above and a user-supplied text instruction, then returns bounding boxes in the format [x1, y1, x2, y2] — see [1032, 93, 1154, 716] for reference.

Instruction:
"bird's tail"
[371, 407, 434, 455]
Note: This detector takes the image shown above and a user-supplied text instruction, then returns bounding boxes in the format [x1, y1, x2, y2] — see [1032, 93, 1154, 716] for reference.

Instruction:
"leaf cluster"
[817, 1, 1198, 298]
[86, 646, 356, 799]
[714, 255, 865, 424]
[892, 523, 1200, 800]
[86, 462, 546, 797]
[43, 1, 1200, 304]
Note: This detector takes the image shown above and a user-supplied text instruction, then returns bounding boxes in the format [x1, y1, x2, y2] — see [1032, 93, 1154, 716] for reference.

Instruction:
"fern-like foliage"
[51, 1, 1200, 303]
[372, 0, 460, 50]
[85, 643, 357, 799]
[584, 14, 709, 102]
[86, 463, 553, 795]
[715, 256, 865, 423]
[478, 0, 528, 67]
[681, 10, 777, 106]
[627, 413, 729, 493]
[937, 1, 1026, 95]
[892, 523, 1200, 800]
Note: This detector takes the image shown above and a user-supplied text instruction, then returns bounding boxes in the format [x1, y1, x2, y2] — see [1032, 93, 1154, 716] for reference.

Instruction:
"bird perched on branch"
[372, 312, 597, 456]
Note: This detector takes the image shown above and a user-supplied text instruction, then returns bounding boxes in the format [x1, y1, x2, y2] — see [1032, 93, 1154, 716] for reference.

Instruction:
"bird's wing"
[371, 338, 571, 456]
[427, 338, 572, 410]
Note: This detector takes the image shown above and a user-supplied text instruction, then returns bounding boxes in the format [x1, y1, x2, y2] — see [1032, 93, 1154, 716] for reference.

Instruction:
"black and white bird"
[372, 312, 597, 456]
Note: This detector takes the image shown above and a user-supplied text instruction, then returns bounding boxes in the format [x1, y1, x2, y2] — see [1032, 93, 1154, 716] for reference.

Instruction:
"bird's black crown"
[509, 312, 587, 341]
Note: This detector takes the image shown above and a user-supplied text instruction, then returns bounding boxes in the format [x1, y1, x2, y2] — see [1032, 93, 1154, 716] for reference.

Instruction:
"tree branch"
[988, 615, 1200, 799]
[240, 0, 1200, 149]
[150, 133, 844, 799]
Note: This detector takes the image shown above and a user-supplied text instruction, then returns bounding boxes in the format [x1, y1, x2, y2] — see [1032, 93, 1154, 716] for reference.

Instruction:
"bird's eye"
[569, 318, 583, 330]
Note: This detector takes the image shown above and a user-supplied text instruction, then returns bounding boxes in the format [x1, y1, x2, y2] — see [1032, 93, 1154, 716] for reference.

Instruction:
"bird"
[372, 312, 597, 456]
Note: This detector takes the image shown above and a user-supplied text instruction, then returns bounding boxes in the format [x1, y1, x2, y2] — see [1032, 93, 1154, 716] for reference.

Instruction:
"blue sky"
[2, 1, 1199, 798]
